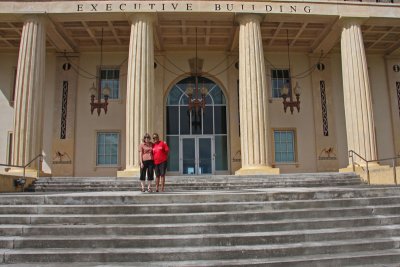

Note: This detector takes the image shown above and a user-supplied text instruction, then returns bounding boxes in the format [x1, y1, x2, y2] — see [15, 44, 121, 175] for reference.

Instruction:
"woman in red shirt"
[152, 133, 169, 192]
[139, 133, 154, 192]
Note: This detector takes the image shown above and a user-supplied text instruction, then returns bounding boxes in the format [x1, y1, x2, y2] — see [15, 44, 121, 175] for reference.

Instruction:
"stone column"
[12, 16, 46, 174]
[118, 14, 155, 177]
[340, 19, 377, 164]
[235, 14, 279, 175]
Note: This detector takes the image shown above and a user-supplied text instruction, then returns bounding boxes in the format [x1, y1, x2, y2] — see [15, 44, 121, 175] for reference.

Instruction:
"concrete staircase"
[33, 172, 363, 192]
[1, 173, 400, 266]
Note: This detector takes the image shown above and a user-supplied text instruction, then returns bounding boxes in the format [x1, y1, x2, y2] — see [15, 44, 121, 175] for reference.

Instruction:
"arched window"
[166, 76, 228, 174]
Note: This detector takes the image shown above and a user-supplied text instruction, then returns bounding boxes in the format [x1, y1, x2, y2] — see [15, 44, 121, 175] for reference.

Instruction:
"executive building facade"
[0, 0, 399, 180]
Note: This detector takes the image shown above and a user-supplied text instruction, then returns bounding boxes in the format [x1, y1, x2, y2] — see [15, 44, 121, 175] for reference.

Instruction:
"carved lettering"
[73, 2, 314, 14]
[171, 3, 179, 10]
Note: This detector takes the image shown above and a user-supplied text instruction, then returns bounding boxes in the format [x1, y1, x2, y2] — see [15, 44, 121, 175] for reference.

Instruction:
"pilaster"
[385, 56, 400, 163]
[51, 55, 79, 176]
[309, 55, 339, 171]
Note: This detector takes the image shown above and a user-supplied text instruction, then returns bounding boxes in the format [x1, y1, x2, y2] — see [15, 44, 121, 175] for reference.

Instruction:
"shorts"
[154, 161, 167, 177]
[140, 160, 154, 181]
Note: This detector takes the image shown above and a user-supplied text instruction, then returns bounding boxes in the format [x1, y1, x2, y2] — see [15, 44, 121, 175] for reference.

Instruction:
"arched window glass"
[166, 76, 228, 173]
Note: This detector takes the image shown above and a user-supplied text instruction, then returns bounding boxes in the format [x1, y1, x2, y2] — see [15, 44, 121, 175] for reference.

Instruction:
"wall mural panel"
[320, 80, 329, 136]
[60, 81, 68, 139]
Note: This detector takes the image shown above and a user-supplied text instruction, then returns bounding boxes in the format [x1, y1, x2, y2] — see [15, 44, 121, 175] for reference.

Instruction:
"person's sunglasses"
[153, 137, 158, 139]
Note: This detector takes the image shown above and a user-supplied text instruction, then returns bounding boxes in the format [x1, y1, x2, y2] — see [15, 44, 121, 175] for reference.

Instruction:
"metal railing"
[349, 150, 400, 185]
[0, 154, 44, 181]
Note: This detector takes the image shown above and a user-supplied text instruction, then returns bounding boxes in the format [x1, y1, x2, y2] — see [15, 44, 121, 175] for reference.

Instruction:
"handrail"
[0, 154, 44, 185]
[348, 150, 400, 185]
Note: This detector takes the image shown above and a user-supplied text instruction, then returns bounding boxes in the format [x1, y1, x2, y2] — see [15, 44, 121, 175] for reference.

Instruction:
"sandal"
[141, 188, 145, 192]
[147, 188, 152, 192]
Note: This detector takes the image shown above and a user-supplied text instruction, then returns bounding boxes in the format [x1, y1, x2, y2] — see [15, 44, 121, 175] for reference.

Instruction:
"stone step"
[1, 195, 400, 214]
[34, 177, 362, 184]
[2, 249, 400, 267]
[1, 237, 399, 263]
[2, 178, 400, 265]
[32, 173, 364, 192]
[1, 186, 399, 205]
[34, 181, 361, 189]
[2, 204, 399, 225]
[2, 225, 400, 249]
[2, 215, 400, 236]
[34, 176, 362, 183]
[33, 179, 363, 188]
[34, 184, 363, 192]
[36, 172, 359, 181]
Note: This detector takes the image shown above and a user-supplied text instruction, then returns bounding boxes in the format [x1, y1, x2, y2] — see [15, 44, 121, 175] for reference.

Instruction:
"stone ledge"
[340, 165, 400, 185]
[0, 173, 36, 193]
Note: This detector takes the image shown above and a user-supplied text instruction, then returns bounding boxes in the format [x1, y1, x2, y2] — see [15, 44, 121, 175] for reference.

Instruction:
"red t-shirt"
[152, 141, 169, 165]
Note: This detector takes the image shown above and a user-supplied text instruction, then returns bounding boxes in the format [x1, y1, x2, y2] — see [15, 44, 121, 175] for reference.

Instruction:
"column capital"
[339, 17, 368, 29]
[20, 14, 47, 24]
[235, 13, 264, 25]
[126, 13, 157, 24]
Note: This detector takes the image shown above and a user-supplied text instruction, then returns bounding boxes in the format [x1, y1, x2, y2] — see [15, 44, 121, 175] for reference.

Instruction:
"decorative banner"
[60, 81, 68, 139]
[320, 81, 329, 136]
[397, 81, 400, 118]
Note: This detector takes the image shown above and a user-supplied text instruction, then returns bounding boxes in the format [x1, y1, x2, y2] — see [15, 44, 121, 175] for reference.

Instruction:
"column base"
[117, 167, 140, 178]
[340, 163, 399, 185]
[235, 165, 280, 175]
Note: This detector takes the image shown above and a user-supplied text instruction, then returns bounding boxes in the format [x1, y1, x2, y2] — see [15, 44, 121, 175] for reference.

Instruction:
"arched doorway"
[166, 76, 228, 175]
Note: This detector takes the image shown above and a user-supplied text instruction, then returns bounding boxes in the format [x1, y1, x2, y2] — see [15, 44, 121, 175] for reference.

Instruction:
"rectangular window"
[271, 69, 289, 98]
[96, 132, 120, 166]
[100, 68, 120, 99]
[273, 129, 296, 163]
